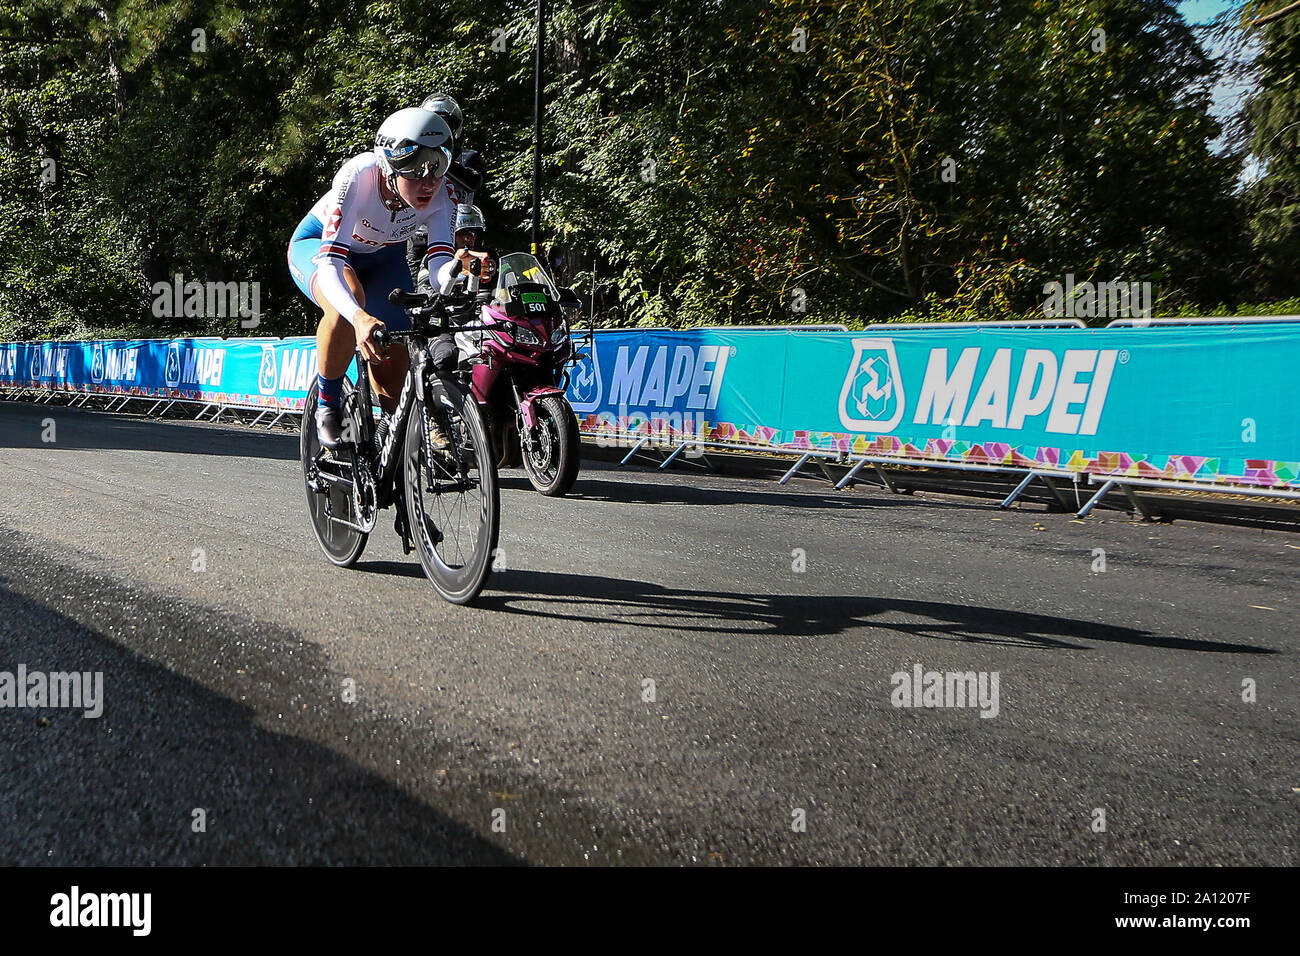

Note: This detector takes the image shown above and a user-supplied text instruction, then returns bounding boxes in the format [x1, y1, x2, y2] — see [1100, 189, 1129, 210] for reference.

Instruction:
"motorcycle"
[450, 251, 585, 497]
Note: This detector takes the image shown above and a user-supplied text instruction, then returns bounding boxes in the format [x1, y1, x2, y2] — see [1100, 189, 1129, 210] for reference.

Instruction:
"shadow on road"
[479, 570, 1277, 654]
[0, 401, 298, 461]
[0, 560, 521, 865]
[535, 472, 990, 512]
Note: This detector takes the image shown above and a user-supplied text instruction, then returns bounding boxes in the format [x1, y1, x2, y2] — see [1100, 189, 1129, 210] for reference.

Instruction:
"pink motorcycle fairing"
[519, 385, 566, 430]
[469, 300, 573, 430]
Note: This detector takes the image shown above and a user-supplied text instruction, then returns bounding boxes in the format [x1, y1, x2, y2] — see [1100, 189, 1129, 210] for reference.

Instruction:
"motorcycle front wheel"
[521, 394, 580, 497]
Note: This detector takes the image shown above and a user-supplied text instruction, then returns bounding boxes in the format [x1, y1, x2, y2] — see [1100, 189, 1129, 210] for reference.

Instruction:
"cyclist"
[287, 107, 458, 448]
[406, 92, 487, 285]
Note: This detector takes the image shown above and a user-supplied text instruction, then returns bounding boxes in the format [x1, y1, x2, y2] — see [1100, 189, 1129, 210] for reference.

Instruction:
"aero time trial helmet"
[374, 108, 453, 180]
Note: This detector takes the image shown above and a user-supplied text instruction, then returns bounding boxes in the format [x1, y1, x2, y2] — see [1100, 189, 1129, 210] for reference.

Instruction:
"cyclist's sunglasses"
[394, 145, 452, 180]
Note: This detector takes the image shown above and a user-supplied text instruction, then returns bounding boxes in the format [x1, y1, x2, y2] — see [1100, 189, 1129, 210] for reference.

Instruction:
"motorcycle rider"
[430, 204, 497, 366]
[406, 92, 487, 285]
[426, 92, 486, 202]
[287, 107, 458, 448]
[429, 203, 495, 292]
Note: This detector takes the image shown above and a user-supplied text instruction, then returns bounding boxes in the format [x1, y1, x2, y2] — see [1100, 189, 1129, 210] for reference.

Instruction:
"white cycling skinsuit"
[287, 152, 458, 329]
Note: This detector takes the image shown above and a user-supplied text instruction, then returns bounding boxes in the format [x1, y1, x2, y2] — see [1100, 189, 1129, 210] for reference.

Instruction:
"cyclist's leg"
[288, 223, 357, 398]
[310, 268, 364, 436]
[296, 250, 405, 416]
[313, 268, 362, 380]
[289, 228, 352, 446]
[354, 245, 414, 413]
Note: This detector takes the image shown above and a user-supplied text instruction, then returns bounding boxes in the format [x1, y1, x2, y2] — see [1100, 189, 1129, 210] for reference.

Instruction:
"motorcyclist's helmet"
[420, 93, 463, 140]
[455, 203, 486, 236]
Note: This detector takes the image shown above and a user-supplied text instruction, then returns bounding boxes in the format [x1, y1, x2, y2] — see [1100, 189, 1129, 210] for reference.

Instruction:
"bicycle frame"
[310, 298, 490, 522]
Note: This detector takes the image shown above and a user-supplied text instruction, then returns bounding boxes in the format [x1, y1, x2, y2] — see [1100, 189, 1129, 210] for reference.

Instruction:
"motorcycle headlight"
[513, 325, 541, 346]
[551, 323, 569, 345]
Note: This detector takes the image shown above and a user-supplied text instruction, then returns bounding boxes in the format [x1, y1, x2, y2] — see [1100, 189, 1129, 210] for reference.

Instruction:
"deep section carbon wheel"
[402, 377, 499, 604]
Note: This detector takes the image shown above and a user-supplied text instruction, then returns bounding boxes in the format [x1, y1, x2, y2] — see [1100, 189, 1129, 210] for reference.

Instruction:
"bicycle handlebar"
[387, 286, 476, 321]
[367, 286, 490, 357]
[388, 289, 427, 308]
[372, 321, 491, 352]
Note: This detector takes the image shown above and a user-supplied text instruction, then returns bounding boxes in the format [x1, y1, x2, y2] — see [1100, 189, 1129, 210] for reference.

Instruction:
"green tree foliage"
[0, 0, 1277, 338]
[1240, 0, 1300, 296]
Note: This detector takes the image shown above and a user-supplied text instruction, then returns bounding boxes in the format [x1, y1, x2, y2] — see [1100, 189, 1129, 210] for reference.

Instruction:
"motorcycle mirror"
[557, 287, 582, 309]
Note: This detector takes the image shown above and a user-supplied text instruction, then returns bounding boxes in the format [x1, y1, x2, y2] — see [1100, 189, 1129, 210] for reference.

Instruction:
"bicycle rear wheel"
[302, 385, 368, 567]
[403, 377, 499, 604]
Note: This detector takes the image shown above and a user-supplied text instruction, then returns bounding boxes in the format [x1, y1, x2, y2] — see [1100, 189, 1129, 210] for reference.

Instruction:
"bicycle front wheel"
[403, 378, 500, 604]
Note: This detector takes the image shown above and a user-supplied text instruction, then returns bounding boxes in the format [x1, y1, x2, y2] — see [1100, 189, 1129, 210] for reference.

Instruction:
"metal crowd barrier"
[605, 425, 1300, 517]
[0, 384, 301, 430]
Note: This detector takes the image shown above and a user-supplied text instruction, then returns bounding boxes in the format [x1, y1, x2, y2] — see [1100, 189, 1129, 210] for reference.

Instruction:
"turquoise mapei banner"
[0, 337, 320, 409]
[4, 325, 1297, 489]
[567, 324, 1300, 489]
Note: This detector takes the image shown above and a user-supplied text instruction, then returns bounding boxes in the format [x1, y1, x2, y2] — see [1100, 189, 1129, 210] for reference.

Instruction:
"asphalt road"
[0, 400, 1295, 865]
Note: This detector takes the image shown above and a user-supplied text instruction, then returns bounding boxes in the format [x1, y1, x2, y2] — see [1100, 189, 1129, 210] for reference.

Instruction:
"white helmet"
[421, 93, 463, 140]
[454, 203, 486, 234]
[374, 108, 453, 179]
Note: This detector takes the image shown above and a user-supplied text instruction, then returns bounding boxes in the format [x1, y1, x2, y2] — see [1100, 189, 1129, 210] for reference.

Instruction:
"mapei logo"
[95, 346, 138, 383]
[0, 346, 16, 378]
[28, 345, 70, 380]
[838, 338, 905, 432]
[166, 343, 225, 388]
[90, 344, 105, 384]
[258, 345, 278, 395]
[278, 346, 317, 394]
[608, 343, 730, 410]
[838, 341, 1119, 437]
[567, 337, 603, 413]
[165, 342, 182, 387]
[258, 344, 317, 397]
